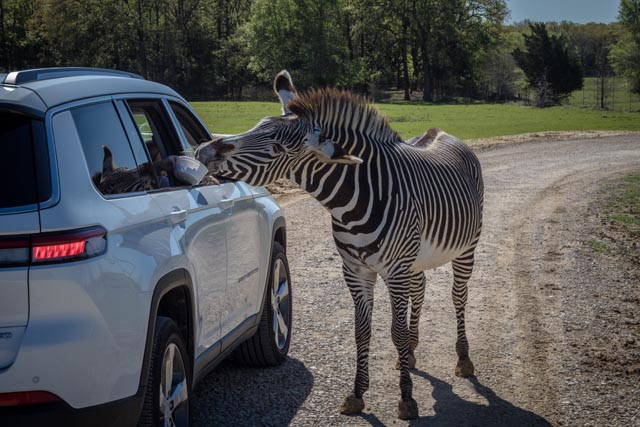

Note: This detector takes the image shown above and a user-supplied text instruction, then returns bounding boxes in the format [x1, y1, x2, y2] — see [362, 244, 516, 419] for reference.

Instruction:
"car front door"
[166, 101, 263, 337]
[116, 98, 228, 358]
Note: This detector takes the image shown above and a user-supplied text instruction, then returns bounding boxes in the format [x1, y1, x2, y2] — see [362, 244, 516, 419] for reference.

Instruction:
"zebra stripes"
[196, 82, 483, 420]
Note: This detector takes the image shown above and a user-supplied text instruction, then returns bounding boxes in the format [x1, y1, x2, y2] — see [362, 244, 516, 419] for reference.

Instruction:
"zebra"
[92, 146, 180, 195]
[195, 71, 484, 420]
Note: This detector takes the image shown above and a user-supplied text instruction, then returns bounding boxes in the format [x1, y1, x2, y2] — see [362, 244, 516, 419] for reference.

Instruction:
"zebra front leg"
[340, 263, 377, 415]
[386, 267, 419, 420]
[452, 252, 476, 377]
[396, 271, 425, 370]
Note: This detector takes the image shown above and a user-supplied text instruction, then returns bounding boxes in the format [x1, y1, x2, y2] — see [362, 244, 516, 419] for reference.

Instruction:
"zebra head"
[195, 70, 362, 186]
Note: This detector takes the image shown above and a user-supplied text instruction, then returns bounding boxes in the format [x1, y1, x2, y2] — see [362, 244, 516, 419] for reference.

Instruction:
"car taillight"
[0, 226, 107, 267]
[32, 226, 107, 264]
[0, 391, 62, 407]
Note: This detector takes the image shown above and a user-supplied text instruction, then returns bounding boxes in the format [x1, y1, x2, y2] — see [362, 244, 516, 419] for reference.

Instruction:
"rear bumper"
[0, 390, 143, 427]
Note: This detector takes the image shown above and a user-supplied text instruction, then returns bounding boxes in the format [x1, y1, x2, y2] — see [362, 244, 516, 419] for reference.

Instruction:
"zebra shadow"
[192, 357, 313, 426]
[412, 370, 552, 426]
[358, 370, 552, 427]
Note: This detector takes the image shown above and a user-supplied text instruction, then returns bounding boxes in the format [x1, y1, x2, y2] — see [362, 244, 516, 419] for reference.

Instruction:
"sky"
[506, 0, 620, 24]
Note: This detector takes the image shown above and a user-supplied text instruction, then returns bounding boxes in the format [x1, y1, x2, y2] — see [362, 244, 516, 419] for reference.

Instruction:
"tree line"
[1, 0, 639, 105]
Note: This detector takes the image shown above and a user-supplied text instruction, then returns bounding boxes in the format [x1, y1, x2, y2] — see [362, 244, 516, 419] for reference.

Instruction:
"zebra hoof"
[340, 394, 364, 415]
[455, 357, 475, 377]
[395, 353, 416, 370]
[397, 398, 419, 420]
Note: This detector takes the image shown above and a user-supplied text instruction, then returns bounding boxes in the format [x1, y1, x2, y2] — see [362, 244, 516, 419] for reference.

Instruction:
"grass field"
[587, 174, 640, 260]
[568, 77, 640, 112]
[192, 100, 640, 140]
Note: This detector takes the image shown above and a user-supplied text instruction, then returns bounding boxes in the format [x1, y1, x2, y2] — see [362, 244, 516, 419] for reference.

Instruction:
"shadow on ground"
[357, 369, 551, 427]
[193, 357, 313, 426]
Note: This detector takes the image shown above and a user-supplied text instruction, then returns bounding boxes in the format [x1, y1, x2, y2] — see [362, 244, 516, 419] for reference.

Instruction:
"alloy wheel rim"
[271, 258, 290, 350]
[159, 343, 189, 427]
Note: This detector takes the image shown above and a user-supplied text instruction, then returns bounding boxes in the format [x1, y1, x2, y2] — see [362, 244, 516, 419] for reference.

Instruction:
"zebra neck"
[289, 153, 384, 221]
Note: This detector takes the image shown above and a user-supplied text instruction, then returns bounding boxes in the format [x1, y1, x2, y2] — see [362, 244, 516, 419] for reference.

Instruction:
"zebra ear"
[303, 128, 363, 165]
[100, 146, 116, 183]
[274, 70, 297, 115]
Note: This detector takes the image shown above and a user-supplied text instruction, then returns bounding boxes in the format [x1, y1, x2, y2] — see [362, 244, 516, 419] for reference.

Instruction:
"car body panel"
[220, 181, 262, 338]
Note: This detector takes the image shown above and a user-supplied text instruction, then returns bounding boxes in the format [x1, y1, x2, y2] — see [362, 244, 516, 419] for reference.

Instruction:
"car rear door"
[0, 112, 49, 369]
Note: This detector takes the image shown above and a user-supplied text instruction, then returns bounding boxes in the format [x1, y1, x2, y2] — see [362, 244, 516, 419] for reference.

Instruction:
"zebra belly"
[411, 240, 466, 271]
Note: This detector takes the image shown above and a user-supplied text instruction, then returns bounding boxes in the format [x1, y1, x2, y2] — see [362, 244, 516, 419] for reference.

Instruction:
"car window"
[71, 101, 145, 196]
[126, 99, 193, 189]
[169, 101, 211, 149]
[0, 113, 42, 209]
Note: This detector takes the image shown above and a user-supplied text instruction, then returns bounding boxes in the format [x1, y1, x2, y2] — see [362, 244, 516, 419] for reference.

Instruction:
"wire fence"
[567, 77, 640, 112]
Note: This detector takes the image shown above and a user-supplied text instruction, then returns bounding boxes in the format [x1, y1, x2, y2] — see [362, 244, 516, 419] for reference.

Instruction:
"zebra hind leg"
[386, 267, 419, 420]
[395, 271, 425, 370]
[452, 252, 476, 377]
[339, 264, 377, 416]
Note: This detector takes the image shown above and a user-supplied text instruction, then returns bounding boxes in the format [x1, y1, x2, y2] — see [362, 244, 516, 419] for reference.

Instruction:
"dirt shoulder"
[559, 174, 640, 426]
[467, 130, 640, 150]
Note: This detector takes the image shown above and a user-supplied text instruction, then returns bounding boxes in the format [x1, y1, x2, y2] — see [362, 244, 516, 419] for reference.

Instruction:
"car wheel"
[234, 241, 292, 366]
[139, 316, 192, 427]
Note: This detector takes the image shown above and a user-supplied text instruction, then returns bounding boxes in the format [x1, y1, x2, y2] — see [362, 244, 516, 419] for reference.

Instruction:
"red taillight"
[31, 226, 106, 265]
[0, 391, 62, 407]
[0, 226, 106, 267]
[33, 240, 86, 261]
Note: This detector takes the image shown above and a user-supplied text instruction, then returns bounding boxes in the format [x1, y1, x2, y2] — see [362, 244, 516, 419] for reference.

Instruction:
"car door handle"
[170, 209, 187, 224]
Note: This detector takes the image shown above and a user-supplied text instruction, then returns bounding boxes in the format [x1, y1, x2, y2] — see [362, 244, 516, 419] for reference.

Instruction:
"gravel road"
[194, 135, 640, 426]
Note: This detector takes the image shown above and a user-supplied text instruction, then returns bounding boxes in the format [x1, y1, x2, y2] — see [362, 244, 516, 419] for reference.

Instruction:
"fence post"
[612, 75, 615, 110]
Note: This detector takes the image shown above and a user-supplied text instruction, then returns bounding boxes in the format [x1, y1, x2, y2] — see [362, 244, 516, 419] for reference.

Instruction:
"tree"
[350, 0, 507, 101]
[564, 23, 615, 108]
[613, 0, 640, 93]
[0, 0, 45, 70]
[513, 23, 583, 107]
[246, 0, 349, 89]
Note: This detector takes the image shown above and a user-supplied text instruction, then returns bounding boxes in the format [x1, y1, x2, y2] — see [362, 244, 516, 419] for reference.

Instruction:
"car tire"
[138, 316, 192, 427]
[234, 241, 292, 366]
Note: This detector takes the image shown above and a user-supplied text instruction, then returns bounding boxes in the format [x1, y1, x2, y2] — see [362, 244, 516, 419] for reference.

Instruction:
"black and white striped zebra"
[195, 71, 484, 420]
[92, 146, 179, 195]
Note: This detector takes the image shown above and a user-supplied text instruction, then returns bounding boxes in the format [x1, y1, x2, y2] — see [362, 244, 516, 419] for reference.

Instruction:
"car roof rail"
[2, 67, 144, 85]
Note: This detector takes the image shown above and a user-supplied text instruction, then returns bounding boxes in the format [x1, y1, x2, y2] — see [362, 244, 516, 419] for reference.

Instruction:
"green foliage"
[513, 23, 583, 107]
[246, 0, 348, 88]
[619, 0, 640, 40]
[615, 0, 640, 93]
[0, 0, 42, 69]
[0, 1, 630, 103]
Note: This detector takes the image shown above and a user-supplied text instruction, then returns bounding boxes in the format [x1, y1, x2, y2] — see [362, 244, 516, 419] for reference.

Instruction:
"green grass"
[587, 174, 640, 259]
[607, 175, 640, 226]
[568, 77, 640, 112]
[587, 239, 617, 255]
[192, 100, 640, 140]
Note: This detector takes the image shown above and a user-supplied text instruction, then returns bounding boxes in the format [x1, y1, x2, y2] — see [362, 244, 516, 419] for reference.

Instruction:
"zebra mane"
[287, 89, 402, 144]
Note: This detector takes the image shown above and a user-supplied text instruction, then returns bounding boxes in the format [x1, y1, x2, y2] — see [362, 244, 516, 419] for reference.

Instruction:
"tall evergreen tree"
[513, 23, 583, 107]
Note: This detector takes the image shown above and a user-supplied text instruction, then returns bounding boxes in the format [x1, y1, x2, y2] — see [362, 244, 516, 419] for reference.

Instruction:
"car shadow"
[193, 357, 313, 426]
[357, 369, 552, 427]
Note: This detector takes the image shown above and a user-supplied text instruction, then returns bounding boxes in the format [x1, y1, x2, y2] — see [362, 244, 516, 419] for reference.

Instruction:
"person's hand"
[202, 175, 220, 185]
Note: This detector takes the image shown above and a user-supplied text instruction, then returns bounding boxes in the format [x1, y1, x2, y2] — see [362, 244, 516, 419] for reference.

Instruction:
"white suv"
[0, 68, 292, 427]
